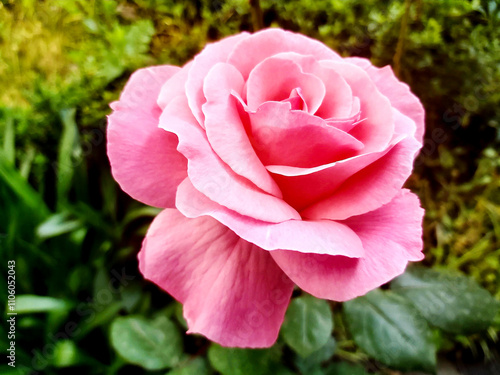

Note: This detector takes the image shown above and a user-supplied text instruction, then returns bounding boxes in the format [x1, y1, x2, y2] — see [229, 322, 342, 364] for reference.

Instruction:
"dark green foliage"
[392, 266, 500, 335]
[344, 290, 437, 372]
[281, 295, 334, 357]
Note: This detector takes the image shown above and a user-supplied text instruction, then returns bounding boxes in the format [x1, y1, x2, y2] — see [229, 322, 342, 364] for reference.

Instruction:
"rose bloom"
[107, 29, 425, 348]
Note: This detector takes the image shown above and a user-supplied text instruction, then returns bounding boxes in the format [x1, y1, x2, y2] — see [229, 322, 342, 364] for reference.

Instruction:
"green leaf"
[120, 282, 142, 313]
[281, 295, 333, 357]
[52, 340, 80, 368]
[69, 201, 115, 237]
[110, 315, 184, 370]
[324, 362, 370, 375]
[391, 266, 500, 334]
[36, 212, 83, 239]
[208, 345, 288, 375]
[77, 301, 123, 338]
[167, 357, 211, 375]
[343, 289, 436, 372]
[13, 295, 72, 314]
[294, 337, 336, 374]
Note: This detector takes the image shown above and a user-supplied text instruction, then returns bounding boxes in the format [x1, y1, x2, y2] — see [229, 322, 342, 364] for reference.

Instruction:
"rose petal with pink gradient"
[107, 66, 187, 208]
[228, 28, 341, 79]
[264, 134, 419, 212]
[263, 52, 354, 119]
[138, 209, 294, 347]
[248, 101, 364, 168]
[346, 57, 425, 143]
[319, 60, 395, 153]
[160, 95, 300, 222]
[186, 32, 250, 126]
[176, 178, 365, 258]
[271, 190, 425, 301]
[300, 136, 422, 220]
[246, 57, 325, 113]
[157, 61, 192, 110]
[202, 63, 282, 196]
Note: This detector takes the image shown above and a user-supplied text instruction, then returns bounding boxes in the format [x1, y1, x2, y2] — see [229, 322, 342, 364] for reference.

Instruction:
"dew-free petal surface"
[246, 57, 325, 114]
[346, 57, 425, 143]
[138, 209, 294, 347]
[228, 28, 341, 80]
[161, 95, 299, 222]
[107, 66, 187, 208]
[301, 136, 422, 220]
[186, 32, 250, 126]
[202, 63, 281, 196]
[157, 61, 192, 110]
[249, 101, 364, 168]
[265, 138, 407, 211]
[268, 52, 355, 119]
[271, 190, 424, 301]
[176, 178, 364, 258]
[320, 61, 394, 153]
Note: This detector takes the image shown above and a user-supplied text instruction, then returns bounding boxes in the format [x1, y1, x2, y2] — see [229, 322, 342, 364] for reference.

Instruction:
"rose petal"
[249, 101, 364, 168]
[138, 209, 294, 347]
[264, 136, 408, 211]
[246, 57, 326, 114]
[202, 63, 282, 197]
[325, 97, 363, 133]
[228, 28, 341, 80]
[186, 32, 250, 126]
[268, 52, 354, 119]
[393, 107, 417, 140]
[107, 66, 188, 208]
[271, 189, 424, 301]
[160, 95, 300, 222]
[176, 178, 364, 258]
[157, 61, 192, 110]
[301, 136, 422, 220]
[320, 61, 394, 153]
[346, 57, 425, 143]
[283, 88, 307, 110]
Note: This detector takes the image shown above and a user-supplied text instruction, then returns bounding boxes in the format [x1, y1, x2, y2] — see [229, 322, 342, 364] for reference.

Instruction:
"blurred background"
[0, 0, 499, 374]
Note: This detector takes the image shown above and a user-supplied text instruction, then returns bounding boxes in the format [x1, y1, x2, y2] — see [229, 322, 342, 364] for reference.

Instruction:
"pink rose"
[107, 29, 425, 348]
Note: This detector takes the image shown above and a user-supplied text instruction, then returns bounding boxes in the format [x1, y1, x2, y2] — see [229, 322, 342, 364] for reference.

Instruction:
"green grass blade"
[56, 108, 80, 208]
[0, 155, 49, 217]
[1, 116, 15, 166]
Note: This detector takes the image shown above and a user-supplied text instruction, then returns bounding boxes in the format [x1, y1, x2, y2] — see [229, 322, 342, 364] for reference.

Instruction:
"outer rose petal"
[186, 32, 250, 126]
[393, 107, 418, 140]
[138, 209, 294, 348]
[301, 136, 422, 220]
[176, 178, 364, 258]
[227, 28, 341, 79]
[346, 57, 425, 143]
[157, 61, 192, 110]
[160, 95, 300, 222]
[271, 190, 424, 301]
[107, 66, 187, 208]
[265, 135, 419, 212]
